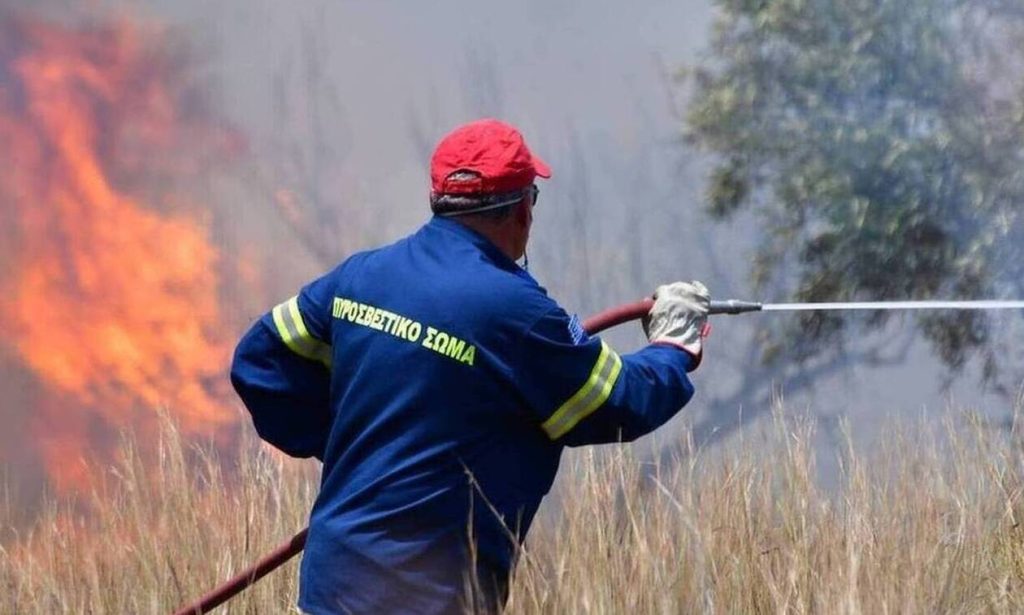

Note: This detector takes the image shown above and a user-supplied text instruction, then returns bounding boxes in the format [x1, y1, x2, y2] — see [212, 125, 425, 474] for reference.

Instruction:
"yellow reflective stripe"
[287, 298, 312, 344]
[541, 341, 623, 440]
[270, 296, 332, 368]
[270, 302, 294, 344]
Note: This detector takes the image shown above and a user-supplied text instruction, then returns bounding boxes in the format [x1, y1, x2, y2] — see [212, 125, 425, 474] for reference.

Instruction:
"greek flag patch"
[567, 314, 588, 345]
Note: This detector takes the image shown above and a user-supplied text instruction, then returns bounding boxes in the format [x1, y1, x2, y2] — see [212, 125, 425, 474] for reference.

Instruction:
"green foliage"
[687, 0, 1024, 372]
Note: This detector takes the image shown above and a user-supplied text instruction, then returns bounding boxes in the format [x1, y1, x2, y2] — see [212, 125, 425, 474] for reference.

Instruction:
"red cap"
[430, 119, 552, 196]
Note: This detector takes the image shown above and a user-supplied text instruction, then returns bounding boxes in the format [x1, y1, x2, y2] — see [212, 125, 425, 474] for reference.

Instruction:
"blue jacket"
[230, 216, 696, 614]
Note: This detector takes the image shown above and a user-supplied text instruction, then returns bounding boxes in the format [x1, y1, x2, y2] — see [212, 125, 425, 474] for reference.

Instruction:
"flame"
[0, 14, 243, 493]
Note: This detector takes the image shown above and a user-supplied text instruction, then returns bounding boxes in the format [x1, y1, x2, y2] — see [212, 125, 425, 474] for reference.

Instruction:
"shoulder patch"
[567, 314, 588, 345]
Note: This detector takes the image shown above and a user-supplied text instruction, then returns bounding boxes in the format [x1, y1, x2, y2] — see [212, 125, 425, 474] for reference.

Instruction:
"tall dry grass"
[0, 418, 319, 614]
[4, 399, 1024, 614]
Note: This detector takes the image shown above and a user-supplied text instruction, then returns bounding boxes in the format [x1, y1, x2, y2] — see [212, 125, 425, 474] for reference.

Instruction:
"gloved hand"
[643, 281, 711, 370]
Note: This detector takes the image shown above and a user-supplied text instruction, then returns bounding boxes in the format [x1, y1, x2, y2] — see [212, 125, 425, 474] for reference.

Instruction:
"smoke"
[1, 0, 1016, 513]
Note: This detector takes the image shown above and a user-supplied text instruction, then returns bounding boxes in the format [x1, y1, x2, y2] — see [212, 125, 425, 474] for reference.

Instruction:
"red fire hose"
[172, 298, 654, 615]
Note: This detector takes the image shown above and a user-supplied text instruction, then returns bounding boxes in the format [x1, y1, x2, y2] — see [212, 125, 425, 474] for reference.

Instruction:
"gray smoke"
[1, 0, 1014, 503]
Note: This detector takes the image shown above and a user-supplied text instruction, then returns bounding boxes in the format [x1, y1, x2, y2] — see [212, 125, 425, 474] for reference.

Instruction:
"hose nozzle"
[709, 299, 763, 315]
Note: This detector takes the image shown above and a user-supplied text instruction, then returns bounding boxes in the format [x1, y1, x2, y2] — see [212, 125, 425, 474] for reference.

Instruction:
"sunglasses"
[435, 184, 540, 217]
[489, 185, 538, 209]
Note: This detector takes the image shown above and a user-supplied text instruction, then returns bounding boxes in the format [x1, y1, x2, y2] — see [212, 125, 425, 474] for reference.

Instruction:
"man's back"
[299, 216, 563, 613]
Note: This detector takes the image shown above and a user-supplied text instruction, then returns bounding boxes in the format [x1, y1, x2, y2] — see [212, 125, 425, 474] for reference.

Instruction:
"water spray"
[709, 299, 1024, 315]
[586, 299, 1024, 332]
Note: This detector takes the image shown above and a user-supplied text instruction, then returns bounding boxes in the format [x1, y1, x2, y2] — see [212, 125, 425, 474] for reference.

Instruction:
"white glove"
[643, 281, 711, 369]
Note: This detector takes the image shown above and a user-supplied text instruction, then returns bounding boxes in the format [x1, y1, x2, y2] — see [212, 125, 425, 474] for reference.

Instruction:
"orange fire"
[0, 14, 244, 493]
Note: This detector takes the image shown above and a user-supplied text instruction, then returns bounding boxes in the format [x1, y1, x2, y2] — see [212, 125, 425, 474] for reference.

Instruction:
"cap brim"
[532, 155, 552, 179]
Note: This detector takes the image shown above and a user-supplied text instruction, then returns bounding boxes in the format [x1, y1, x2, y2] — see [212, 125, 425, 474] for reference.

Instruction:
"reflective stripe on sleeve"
[271, 296, 332, 367]
[541, 341, 623, 440]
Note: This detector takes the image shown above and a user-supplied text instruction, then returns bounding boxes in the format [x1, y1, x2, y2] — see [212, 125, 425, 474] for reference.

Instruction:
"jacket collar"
[425, 215, 523, 273]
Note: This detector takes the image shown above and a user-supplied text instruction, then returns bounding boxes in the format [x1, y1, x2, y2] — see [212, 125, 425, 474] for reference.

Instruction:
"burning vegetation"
[0, 12, 245, 494]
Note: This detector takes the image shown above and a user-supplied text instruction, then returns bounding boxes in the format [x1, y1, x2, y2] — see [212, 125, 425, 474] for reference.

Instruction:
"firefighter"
[230, 118, 710, 615]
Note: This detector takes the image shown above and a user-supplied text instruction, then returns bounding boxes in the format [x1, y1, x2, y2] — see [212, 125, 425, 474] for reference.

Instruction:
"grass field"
[4, 399, 1024, 614]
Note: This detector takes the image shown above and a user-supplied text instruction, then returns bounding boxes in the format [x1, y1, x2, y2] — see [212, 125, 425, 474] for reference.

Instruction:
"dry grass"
[0, 419, 319, 614]
[5, 399, 1024, 614]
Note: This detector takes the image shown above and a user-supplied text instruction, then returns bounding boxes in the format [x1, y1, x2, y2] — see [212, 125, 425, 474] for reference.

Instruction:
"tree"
[685, 0, 1024, 382]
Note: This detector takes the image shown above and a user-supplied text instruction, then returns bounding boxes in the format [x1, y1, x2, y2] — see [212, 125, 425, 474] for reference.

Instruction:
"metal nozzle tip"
[708, 299, 763, 315]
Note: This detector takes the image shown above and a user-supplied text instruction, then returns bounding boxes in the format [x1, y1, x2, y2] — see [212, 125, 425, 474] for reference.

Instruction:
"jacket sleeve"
[513, 306, 695, 446]
[230, 276, 335, 459]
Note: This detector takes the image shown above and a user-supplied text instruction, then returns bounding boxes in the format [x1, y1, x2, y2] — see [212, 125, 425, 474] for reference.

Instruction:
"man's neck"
[451, 218, 519, 262]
